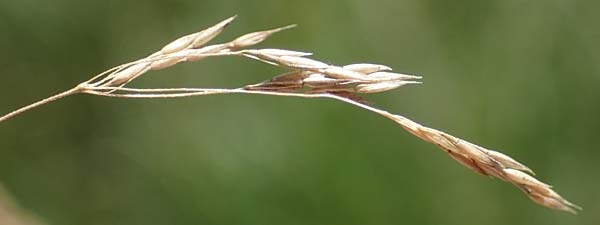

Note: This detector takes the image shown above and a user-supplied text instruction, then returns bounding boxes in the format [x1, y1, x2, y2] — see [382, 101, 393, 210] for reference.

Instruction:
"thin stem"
[324, 92, 428, 141]
[0, 87, 82, 124]
[84, 88, 328, 99]
[84, 87, 427, 142]
[89, 87, 228, 93]
[83, 87, 422, 136]
[86, 87, 395, 115]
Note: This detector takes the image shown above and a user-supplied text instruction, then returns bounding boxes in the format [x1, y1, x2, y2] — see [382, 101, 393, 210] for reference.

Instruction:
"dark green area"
[1, 0, 598, 224]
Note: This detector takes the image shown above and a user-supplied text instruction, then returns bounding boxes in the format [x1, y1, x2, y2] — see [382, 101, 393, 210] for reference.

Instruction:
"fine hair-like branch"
[0, 16, 581, 214]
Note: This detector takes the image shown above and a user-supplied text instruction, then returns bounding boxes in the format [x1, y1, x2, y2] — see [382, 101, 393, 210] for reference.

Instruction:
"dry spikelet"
[185, 44, 230, 62]
[527, 191, 577, 213]
[150, 57, 185, 70]
[504, 169, 552, 189]
[484, 150, 534, 175]
[343, 63, 392, 74]
[103, 62, 151, 87]
[245, 52, 329, 69]
[394, 117, 581, 213]
[319, 66, 370, 80]
[276, 56, 331, 69]
[447, 150, 489, 175]
[160, 33, 198, 54]
[231, 24, 296, 49]
[191, 15, 237, 48]
[161, 16, 236, 54]
[354, 80, 420, 93]
[270, 70, 311, 82]
[365, 71, 422, 82]
[303, 73, 343, 87]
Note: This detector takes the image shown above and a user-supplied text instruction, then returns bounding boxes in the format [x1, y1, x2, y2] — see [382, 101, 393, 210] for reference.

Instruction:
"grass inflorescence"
[0, 16, 581, 214]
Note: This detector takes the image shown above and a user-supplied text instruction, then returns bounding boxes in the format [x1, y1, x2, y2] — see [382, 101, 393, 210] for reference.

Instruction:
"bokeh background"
[1, 0, 598, 224]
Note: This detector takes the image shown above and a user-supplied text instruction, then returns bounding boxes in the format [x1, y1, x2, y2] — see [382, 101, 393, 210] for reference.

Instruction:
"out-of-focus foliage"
[0, 0, 598, 224]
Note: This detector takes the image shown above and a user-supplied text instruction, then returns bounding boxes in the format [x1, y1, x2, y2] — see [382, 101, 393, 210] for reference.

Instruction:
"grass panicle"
[0, 16, 581, 214]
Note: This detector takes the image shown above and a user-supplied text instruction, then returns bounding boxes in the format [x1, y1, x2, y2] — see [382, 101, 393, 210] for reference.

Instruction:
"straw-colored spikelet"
[230, 24, 296, 49]
[160, 16, 236, 54]
[380, 115, 582, 213]
[343, 63, 392, 73]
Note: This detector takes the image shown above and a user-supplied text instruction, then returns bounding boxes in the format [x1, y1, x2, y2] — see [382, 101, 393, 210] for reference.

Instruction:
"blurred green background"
[1, 0, 598, 224]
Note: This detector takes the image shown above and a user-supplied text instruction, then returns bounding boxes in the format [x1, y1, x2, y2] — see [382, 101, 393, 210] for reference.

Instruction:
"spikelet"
[342, 63, 392, 74]
[231, 24, 296, 49]
[161, 16, 236, 54]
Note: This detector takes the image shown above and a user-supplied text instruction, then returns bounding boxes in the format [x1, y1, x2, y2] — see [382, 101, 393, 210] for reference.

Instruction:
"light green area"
[0, 0, 598, 224]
